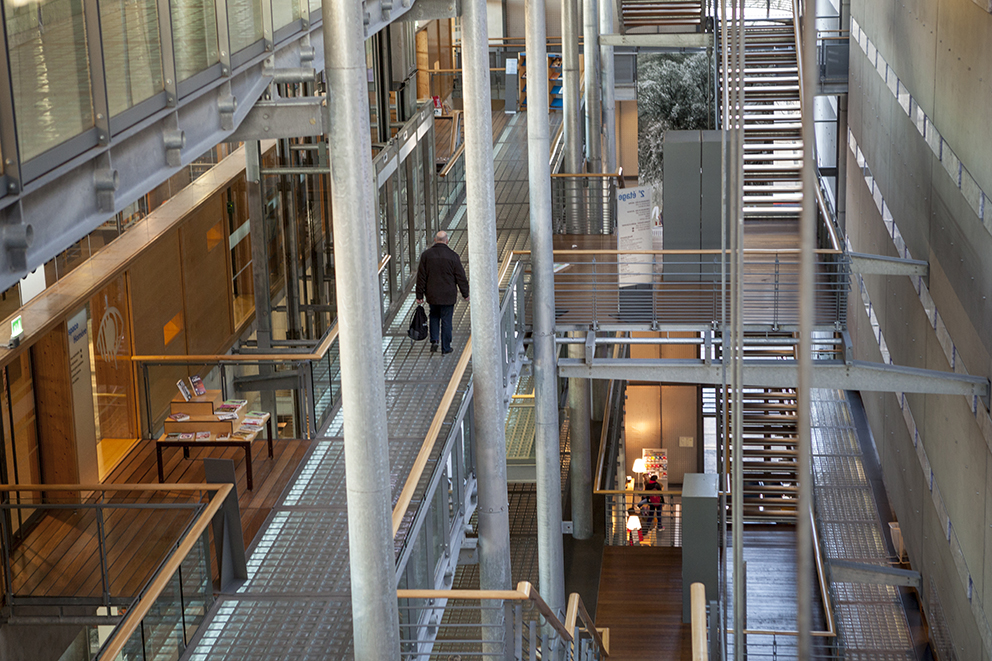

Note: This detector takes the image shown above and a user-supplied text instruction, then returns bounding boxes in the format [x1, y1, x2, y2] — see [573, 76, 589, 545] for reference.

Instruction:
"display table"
[157, 391, 274, 490]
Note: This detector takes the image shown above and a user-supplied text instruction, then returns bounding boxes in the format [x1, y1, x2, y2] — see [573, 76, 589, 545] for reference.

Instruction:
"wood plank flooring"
[596, 546, 691, 660]
[2, 437, 309, 604]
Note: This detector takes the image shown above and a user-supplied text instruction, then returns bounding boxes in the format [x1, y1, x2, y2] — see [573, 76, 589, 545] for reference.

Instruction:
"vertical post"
[246, 142, 278, 418]
[798, 0, 816, 656]
[583, 0, 602, 175]
[526, 0, 566, 616]
[835, 94, 848, 235]
[568, 338, 593, 539]
[463, 0, 513, 599]
[96, 504, 111, 605]
[322, 0, 400, 658]
[600, 0, 617, 174]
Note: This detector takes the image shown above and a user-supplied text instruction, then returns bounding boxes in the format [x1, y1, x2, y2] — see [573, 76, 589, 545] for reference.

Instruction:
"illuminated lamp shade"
[632, 458, 646, 474]
[626, 514, 642, 531]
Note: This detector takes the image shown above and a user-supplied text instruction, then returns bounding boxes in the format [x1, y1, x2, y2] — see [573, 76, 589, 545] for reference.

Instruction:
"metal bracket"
[93, 153, 119, 213]
[162, 127, 185, 169]
[848, 252, 929, 277]
[218, 82, 238, 132]
[229, 97, 326, 142]
[585, 331, 596, 364]
[2, 221, 31, 273]
[829, 560, 921, 589]
[562, 521, 574, 534]
[405, 0, 459, 19]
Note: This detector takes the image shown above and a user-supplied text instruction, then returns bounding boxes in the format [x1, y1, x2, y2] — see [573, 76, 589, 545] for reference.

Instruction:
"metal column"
[462, 0, 513, 597]
[568, 339, 593, 539]
[600, 0, 617, 174]
[322, 0, 400, 657]
[797, 0, 817, 655]
[583, 0, 602, 175]
[246, 141, 278, 419]
[526, 0, 566, 614]
[562, 0, 583, 232]
[836, 94, 848, 234]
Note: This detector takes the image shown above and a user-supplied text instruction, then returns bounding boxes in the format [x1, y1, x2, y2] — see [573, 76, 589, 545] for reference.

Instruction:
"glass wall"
[226, 0, 263, 53]
[0, 353, 41, 537]
[171, 0, 220, 82]
[271, 0, 300, 31]
[100, 0, 165, 116]
[4, 0, 95, 161]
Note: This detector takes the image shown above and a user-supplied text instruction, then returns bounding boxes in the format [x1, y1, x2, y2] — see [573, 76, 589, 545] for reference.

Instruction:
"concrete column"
[583, 0, 602, 174]
[526, 0, 566, 616]
[568, 339, 593, 539]
[322, 0, 400, 657]
[599, 0, 617, 174]
[798, 0, 817, 655]
[462, 0, 513, 596]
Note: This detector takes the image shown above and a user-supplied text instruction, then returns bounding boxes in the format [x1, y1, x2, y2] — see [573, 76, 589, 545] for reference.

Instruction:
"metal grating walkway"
[187, 111, 545, 660]
[811, 389, 916, 660]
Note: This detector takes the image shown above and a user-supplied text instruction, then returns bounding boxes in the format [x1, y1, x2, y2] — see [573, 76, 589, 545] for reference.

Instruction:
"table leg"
[267, 418, 274, 458]
[183, 446, 190, 459]
[157, 445, 165, 483]
[245, 444, 254, 491]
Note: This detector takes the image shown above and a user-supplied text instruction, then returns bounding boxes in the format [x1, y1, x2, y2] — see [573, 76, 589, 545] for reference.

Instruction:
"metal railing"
[604, 490, 684, 547]
[0, 484, 233, 661]
[513, 249, 850, 329]
[391, 256, 528, 599]
[551, 173, 619, 235]
[396, 582, 609, 660]
[438, 142, 467, 224]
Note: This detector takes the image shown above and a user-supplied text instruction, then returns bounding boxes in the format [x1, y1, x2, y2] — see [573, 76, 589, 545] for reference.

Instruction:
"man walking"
[416, 231, 469, 354]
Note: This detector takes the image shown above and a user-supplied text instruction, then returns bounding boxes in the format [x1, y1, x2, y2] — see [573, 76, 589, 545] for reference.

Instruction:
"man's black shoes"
[430, 343, 439, 353]
[442, 348, 453, 355]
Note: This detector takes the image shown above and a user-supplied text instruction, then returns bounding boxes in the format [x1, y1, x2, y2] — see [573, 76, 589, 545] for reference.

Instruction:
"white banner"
[617, 186, 654, 286]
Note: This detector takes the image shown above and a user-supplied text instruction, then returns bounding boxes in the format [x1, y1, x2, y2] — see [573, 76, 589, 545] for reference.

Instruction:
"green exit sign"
[10, 315, 22, 338]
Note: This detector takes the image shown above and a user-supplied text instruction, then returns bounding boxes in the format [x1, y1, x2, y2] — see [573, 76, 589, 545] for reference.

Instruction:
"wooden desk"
[155, 416, 274, 490]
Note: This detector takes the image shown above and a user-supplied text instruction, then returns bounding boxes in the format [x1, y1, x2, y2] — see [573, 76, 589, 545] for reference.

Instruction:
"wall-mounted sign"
[10, 315, 22, 338]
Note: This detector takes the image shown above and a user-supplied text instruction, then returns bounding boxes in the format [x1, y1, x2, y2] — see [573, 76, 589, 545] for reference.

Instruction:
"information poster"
[68, 306, 98, 482]
[617, 186, 654, 286]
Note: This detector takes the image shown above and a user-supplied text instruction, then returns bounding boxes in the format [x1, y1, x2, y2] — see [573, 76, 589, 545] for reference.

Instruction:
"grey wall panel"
[663, 131, 701, 280]
[699, 130, 722, 250]
[927, 256, 992, 384]
[985, 454, 992, 614]
[931, 0, 992, 194]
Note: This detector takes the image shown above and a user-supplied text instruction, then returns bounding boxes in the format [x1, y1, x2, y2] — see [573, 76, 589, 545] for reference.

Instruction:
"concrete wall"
[0, 624, 84, 661]
[848, 0, 992, 657]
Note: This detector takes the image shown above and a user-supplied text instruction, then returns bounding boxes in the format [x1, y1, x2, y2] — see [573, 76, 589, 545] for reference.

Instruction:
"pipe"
[568, 338, 593, 540]
[322, 0, 400, 657]
[526, 0, 567, 617]
[600, 0, 617, 174]
[462, 0, 514, 604]
[798, 0, 817, 656]
[836, 94, 848, 235]
[583, 0, 602, 175]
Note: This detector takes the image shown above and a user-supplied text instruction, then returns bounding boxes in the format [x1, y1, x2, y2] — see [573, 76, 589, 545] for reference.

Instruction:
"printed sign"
[617, 186, 653, 286]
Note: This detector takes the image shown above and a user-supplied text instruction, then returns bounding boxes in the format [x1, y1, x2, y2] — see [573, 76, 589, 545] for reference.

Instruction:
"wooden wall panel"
[31, 324, 78, 485]
[180, 194, 234, 356]
[129, 230, 187, 427]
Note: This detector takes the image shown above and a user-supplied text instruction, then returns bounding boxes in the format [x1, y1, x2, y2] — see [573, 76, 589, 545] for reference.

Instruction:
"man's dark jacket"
[416, 243, 469, 305]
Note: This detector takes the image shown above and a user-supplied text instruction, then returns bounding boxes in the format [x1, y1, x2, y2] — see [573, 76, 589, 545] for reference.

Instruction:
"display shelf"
[517, 53, 563, 112]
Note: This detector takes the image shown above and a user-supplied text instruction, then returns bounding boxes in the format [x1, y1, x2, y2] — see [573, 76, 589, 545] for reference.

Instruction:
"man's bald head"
[434, 231, 449, 244]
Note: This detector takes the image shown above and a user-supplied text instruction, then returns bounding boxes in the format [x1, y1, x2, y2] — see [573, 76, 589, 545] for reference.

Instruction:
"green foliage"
[637, 52, 714, 186]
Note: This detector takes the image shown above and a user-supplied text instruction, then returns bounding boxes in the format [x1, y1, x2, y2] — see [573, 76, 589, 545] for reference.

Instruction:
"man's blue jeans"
[428, 304, 455, 352]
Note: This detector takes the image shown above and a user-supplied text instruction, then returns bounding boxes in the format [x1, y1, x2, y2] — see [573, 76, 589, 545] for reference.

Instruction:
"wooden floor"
[2, 437, 309, 603]
[106, 437, 311, 550]
[596, 546, 692, 660]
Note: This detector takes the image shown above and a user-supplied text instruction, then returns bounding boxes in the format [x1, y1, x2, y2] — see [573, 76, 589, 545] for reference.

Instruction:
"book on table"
[176, 380, 192, 402]
[168, 412, 190, 422]
[195, 431, 211, 441]
[189, 375, 207, 397]
[179, 432, 195, 440]
[164, 432, 184, 440]
[217, 412, 239, 421]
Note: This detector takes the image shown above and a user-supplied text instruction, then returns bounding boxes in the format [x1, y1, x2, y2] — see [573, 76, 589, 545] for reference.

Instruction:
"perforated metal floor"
[811, 389, 915, 658]
[188, 112, 541, 659]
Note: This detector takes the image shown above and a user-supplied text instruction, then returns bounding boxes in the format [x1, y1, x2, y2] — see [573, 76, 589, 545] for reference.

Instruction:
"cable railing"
[551, 172, 620, 235]
[512, 249, 849, 329]
[0, 484, 233, 661]
[396, 582, 609, 660]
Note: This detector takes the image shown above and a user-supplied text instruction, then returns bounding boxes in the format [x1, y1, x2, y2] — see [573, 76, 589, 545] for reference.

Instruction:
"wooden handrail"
[439, 142, 466, 178]
[690, 582, 708, 660]
[549, 172, 621, 179]
[397, 581, 575, 644]
[391, 255, 517, 535]
[130, 255, 389, 365]
[565, 592, 609, 655]
[94, 483, 233, 659]
[0, 483, 229, 492]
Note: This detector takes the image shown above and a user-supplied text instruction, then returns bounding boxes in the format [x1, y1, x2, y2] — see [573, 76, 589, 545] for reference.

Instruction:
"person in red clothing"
[641, 474, 664, 531]
[415, 231, 469, 354]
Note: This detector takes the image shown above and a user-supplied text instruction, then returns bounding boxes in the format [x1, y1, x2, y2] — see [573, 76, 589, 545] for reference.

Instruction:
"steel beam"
[405, 0, 461, 20]
[829, 560, 922, 589]
[599, 33, 713, 48]
[557, 358, 990, 398]
[848, 252, 928, 277]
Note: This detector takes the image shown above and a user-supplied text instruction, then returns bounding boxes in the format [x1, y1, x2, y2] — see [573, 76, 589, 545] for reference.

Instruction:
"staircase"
[738, 20, 804, 222]
[619, 0, 706, 31]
